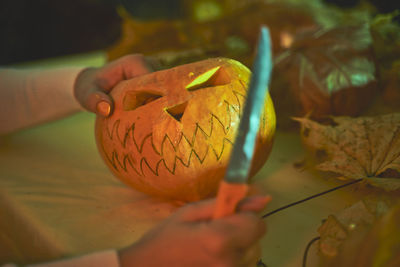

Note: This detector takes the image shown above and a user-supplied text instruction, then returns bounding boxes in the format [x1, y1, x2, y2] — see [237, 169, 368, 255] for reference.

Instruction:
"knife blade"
[213, 26, 272, 218]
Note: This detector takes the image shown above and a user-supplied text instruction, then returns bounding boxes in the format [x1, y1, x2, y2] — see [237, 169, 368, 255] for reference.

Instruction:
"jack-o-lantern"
[95, 58, 275, 202]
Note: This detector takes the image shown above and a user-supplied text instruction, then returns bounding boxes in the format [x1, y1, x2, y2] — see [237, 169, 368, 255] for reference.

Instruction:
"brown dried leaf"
[318, 196, 395, 259]
[318, 215, 349, 257]
[296, 113, 400, 190]
[370, 11, 400, 68]
[270, 25, 378, 130]
[381, 61, 400, 110]
[321, 201, 400, 267]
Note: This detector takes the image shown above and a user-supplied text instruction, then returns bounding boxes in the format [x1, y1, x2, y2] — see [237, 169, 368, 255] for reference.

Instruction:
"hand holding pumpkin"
[74, 54, 156, 117]
[118, 195, 271, 267]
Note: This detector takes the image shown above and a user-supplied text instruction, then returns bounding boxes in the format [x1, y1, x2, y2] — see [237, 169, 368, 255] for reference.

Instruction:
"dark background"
[0, 0, 399, 65]
[0, 0, 121, 65]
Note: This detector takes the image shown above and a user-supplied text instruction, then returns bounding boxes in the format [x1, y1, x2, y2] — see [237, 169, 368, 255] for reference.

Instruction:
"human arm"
[0, 67, 83, 135]
[0, 54, 153, 135]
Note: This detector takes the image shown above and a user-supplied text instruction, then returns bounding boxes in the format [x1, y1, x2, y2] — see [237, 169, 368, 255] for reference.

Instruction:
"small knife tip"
[259, 25, 271, 52]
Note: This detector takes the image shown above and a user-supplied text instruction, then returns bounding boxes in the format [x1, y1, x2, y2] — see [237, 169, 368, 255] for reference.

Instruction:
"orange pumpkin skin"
[95, 58, 275, 202]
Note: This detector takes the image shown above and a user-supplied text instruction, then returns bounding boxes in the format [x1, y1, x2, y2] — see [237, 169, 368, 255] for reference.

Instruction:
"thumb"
[178, 198, 216, 222]
[118, 54, 156, 80]
[85, 90, 114, 117]
[177, 195, 271, 222]
[237, 195, 272, 213]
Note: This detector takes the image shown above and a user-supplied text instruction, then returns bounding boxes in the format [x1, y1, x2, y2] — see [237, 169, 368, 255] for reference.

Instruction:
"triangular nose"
[165, 101, 188, 122]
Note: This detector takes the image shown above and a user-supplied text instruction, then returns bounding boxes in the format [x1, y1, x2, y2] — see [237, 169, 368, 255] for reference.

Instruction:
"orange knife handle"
[213, 180, 249, 219]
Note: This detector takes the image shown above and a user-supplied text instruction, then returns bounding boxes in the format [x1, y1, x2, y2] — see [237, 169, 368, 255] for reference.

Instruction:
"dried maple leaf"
[271, 25, 377, 128]
[295, 113, 400, 191]
[318, 200, 400, 266]
[318, 198, 391, 259]
[381, 61, 400, 110]
[369, 12, 400, 111]
[370, 11, 400, 69]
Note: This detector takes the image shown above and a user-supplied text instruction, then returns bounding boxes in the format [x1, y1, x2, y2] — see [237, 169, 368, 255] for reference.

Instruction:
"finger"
[97, 54, 154, 91]
[145, 56, 164, 71]
[121, 54, 155, 78]
[179, 195, 271, 222]
[238, 243, 262, 267]
[237, 195, 271, 213]
[217, 213, 267, 249]
[247, 184, 264, 196]
[178, 198, 216, 221]
[85, 91, 114, 117]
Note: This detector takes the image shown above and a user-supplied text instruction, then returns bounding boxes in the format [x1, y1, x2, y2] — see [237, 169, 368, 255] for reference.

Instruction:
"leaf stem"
[302, 236, 321, 267]
[262, 178, 363, 218]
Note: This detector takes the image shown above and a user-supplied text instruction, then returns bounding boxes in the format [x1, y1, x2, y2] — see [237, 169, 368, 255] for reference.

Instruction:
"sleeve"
[2, 250, 120, 267]
[0, 67, 86, 135]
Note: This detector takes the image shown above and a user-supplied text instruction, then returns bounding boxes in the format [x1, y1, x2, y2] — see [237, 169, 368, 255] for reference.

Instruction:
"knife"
[213, 26, 273, 219]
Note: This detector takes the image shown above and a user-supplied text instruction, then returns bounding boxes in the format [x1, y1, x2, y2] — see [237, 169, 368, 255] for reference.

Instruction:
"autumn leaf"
[370, 11, 400, 68]
[318, 198, 388, 258]
[274, 25, 375, 93]
[318, 200, 400, 266]
[381, 61, 400, 110]
[295, 113, 400, 190]
[270, 25, 377, 129]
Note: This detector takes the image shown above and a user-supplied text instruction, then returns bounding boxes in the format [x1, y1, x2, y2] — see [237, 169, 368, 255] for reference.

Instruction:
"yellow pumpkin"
[95, 58, 275, 202]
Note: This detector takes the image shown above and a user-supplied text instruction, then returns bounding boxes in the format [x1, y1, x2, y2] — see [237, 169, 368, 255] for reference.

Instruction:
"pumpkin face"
[95, 58, 275, 202]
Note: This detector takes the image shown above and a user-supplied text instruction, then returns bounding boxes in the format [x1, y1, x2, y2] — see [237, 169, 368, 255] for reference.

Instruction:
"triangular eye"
[123, 91, 163, 111]
[165, 102, 188, 122]
[185, 66, 230, 91]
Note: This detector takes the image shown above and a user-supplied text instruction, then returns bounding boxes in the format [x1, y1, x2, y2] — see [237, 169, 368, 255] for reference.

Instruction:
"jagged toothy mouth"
[101, 64, 250, 177]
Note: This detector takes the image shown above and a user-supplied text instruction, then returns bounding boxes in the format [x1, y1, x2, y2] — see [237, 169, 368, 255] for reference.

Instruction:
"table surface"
[0, 52, 372, 266]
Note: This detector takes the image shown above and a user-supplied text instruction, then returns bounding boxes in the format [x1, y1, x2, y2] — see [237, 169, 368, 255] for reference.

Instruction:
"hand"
[118, 195, 271, 267]
[74, 54, 156, 117]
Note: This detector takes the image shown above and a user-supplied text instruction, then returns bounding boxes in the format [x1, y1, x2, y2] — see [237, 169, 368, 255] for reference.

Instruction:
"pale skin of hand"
[74, 54, 156, 117]
[118, 195, 271, 267]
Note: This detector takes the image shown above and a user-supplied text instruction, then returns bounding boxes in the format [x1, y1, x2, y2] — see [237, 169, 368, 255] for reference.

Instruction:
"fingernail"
[254, 195, 272, 206]
[262, 195, 272, 205]
[97, 101, 111, 117]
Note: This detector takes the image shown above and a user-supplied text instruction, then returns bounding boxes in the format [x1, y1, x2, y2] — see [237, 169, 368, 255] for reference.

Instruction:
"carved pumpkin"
[95, 58, 275, 202]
